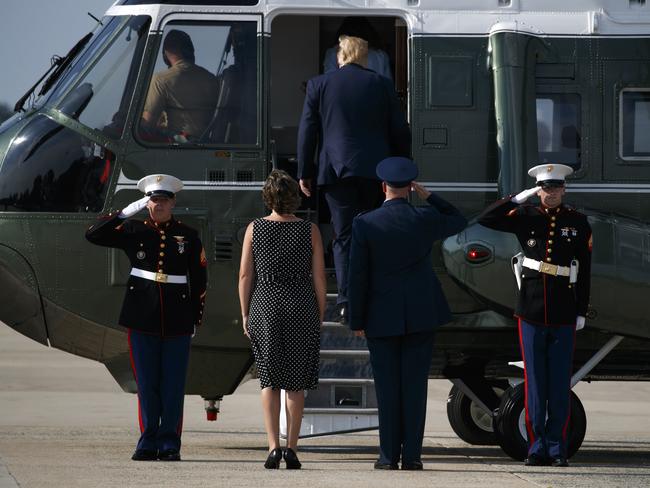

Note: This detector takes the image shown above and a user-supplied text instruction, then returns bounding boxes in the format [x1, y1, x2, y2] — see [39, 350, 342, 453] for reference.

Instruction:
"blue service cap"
[376, 157, 418, 188]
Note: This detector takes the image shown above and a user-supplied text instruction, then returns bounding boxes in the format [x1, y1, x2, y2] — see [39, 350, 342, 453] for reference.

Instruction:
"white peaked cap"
[528, 163, 573, 186]
[137, 174, 183, 197]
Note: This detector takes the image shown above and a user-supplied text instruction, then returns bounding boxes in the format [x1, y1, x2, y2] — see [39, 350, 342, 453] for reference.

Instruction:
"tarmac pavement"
[1, 323, 649, 487]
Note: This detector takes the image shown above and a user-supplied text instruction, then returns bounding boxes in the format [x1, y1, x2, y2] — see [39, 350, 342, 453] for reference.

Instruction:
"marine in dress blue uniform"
[478, 164, 592, 467]
[297, 36, 410, 316]
[86, 174, 207, 461]
[347, 157, 467, 470]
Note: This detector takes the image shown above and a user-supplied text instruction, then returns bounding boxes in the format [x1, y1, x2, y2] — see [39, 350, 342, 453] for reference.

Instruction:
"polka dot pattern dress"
[247, 218, 321, 391]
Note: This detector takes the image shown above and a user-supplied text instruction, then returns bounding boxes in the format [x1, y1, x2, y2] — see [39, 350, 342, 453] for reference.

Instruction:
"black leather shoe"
[283, 448, 302, 469]
[551, 457, 569, 467]
[401, 460, 423, 470]
[524, 454, 548, 466]
[264, 448, 283, 469]
[338, 304, 348, 325]
[131, 449, 158, 461]
[158, 450, 181, 461]
[374, 460, 399, 470]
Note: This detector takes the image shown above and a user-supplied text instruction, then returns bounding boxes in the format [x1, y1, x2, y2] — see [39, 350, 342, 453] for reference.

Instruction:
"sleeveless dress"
[247, 218, 321, 390]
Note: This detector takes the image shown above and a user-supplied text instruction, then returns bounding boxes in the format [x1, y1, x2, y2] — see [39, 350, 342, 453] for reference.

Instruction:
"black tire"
[446, 382, 508, 446]
[492, 383, 587, 461]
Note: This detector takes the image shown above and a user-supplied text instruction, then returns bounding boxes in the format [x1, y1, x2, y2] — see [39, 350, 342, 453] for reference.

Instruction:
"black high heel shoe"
[264, 448, 283, 469]
[283, 448, 302, 469]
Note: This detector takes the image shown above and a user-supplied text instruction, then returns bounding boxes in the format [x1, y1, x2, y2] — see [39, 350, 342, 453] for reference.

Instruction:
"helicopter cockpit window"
[620, 89, 650, 160]
[536, 94, 581, 170]
[0, 115, 113, 213]
[56, 16, 150, 139]
[137, 21, 258, 146]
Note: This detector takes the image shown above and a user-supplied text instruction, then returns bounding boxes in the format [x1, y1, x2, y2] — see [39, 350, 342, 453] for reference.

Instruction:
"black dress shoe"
[401, 460, 424, 470]
[338, 305, 348, 325]
[131, 449, 158, 461]
[158, 450, 181, 461]
[551, 457, 569, 467]
[374, 460, 399, 470]
[264, 448, 283, 469]
[283, 448, 302, 469]
[524, 454, 548, 466]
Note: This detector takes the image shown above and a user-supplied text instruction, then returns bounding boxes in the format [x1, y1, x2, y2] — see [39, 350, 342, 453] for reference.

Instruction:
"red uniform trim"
[158, 283, 165, 337]
[127, 329, 144, 434]
[517, 319, 535, 445]
[562, 325, 578, 441]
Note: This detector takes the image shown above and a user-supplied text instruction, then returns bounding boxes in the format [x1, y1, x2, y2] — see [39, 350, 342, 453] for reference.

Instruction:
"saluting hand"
[512, 186, 540, 204]
[299, 178, 312, 197]
[410, 181, 431, 200]
[120, 196, 150, 218]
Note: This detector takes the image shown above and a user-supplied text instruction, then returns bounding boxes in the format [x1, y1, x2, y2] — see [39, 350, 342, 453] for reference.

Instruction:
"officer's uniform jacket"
[86, 213, 207, 336]
[348, 193, 467, 338]
[478, 198, 592, 326]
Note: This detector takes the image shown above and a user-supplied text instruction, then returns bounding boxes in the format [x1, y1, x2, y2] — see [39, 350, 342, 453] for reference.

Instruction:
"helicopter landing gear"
[491, 383, 587, 461]
[446, 380, 508, 445]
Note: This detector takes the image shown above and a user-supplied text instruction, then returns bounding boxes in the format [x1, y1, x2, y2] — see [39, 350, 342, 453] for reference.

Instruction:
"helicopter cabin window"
[620, 89, 650, 160]
[56, 16, 150, 139]
[536, 94, 581, 170]
[0, 115, 113, 212]
[137, 21, 258, 146]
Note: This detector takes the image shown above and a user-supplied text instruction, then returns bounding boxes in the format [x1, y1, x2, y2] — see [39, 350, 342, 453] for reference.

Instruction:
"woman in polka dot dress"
[238, 170, 326, 469]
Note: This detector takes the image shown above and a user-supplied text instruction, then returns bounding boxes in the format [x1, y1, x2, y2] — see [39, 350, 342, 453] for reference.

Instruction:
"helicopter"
[1, 0, 650, 461]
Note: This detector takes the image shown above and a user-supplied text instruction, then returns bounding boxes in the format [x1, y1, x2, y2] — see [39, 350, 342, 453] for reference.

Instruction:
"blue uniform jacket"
[348, 194, 467, 338]
[297, 63, 411, 186]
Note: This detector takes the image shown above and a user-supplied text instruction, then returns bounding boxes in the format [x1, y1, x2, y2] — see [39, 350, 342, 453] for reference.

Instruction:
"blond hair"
[336, 35, 368, 67]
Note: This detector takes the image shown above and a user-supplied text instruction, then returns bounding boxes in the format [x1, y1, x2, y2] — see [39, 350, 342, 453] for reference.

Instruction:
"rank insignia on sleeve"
[588, 234, 593, 252]
[173, 236, 186, 254]
[200, 247, 207, 267]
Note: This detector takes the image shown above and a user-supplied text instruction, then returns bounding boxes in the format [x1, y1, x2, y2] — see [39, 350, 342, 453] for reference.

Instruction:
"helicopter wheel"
[446, 381, 508, 446]
[492, 383, 587, 461]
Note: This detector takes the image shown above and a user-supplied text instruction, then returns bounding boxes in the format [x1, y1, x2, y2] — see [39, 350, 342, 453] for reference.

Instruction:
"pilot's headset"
[162, 29, 195, 67]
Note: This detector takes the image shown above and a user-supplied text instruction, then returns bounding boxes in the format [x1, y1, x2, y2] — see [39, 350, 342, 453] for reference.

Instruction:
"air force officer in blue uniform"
[348, 158, 467, 470]
[297, 35, 410, 320]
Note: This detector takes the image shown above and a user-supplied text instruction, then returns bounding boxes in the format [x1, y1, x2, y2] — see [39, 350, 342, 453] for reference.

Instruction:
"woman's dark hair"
[262, 170, 301, 215]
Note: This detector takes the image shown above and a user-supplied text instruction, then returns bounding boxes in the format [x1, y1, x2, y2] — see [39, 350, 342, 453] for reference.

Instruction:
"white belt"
[522, 258, 570, 277]
[131, 268, 187, 284]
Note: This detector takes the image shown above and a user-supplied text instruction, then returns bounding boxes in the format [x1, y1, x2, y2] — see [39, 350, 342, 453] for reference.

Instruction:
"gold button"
[161, 235, 166, 240]
[160, 243, 165, 248]
[159, 252, 164, 257]
[548, 240, 553, 244]
[546, 257, 552, 262]
[129, 286, 134, 290]
[568, 284, 573, 289]
[551, 216, 556, 221]
[182, 294, 186, 299]
[551, 223, 556, 227]
[550, 231, 555, 236]
[158, 269, 163, 273]
[158, 261, 163, 265]
[548, 248, 552, 253]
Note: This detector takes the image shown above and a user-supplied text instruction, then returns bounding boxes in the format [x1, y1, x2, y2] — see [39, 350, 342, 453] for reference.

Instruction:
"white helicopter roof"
[106, 0, 650, 36]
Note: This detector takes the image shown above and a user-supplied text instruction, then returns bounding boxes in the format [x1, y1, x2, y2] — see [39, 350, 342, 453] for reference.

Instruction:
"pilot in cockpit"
[140, 29, 219, 142]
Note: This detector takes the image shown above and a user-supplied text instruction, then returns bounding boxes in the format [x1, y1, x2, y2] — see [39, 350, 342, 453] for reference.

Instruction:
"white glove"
[191, 325, 196, 338]
[576, 316, 585, 331]
[119, 196, 149, 218]
[512, 186, 540, 204]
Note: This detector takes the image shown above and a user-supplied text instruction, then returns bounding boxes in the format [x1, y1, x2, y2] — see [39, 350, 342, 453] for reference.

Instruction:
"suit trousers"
[366, 330, 435, 464]
[128, 329, 191, 453]
[322, 177, 383, 304]
[518, 319, 576, 459]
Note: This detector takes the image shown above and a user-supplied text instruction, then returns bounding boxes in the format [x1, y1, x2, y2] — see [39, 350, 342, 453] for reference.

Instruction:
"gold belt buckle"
[155, 272, 168, 283]
[539, 262, 558, 276]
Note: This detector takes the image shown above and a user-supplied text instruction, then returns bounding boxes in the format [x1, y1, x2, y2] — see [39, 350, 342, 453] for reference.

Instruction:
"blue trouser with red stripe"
[518, 320, 576, 459]
[128, 329, 191, 453]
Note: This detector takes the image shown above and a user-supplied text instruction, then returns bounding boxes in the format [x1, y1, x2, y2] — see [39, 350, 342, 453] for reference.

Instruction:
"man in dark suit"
[297, 35, 410, 320]
[347, 157, 467, 470]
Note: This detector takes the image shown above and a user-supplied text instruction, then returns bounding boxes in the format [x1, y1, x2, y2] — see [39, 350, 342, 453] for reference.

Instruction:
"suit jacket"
[86, 212, 207, 336]
[297, 63, 410, 186]
[348, 194, 467, 338]
[478, 198, 592, 326]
